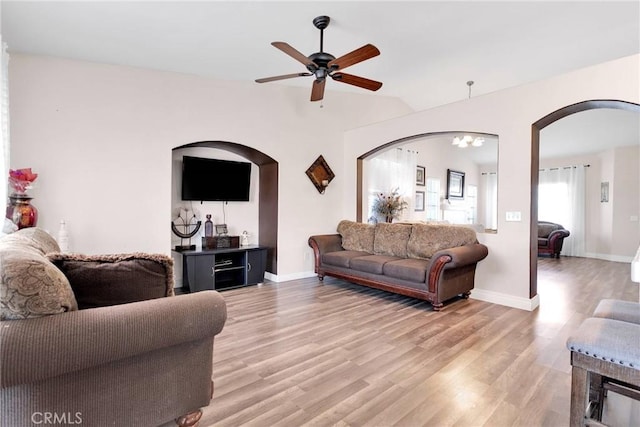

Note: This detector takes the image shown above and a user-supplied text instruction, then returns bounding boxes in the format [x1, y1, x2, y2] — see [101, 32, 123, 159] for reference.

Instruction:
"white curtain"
[1, 37, 9, 209]
[481, 173, 498, 230]
[538, 166, 586, 257]
[367, 148, 417, 221]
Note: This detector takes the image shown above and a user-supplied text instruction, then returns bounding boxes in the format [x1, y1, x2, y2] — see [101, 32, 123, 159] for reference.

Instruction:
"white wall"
[539, 146, 640, 262]
[398, 136, 487, 224]
[343, 54, 640, 310]
[612, 145, 640, 258]
[9, 53, 639, 307]
[9, 54, 413, 280]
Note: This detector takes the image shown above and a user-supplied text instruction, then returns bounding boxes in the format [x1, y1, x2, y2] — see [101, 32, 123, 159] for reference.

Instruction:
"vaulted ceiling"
[2, 1, 639, 155]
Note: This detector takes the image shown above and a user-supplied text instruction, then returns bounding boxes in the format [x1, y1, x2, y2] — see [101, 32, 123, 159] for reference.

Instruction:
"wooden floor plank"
[194, 256, 639, 426]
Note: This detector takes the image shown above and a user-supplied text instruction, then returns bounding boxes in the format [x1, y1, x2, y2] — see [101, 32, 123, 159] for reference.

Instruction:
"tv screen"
[181, 156, 251, 202]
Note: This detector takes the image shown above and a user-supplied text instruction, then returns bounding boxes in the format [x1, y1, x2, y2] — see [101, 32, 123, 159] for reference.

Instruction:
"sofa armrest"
[309, 234, 343, 254]
[0, 291, 226, 388]
[548, 229, 570, 244]
[431, 243, 489, 269]
[309, 234, 344, 273]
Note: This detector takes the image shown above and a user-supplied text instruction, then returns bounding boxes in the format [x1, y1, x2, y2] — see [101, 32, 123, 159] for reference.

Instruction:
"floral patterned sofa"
[309, 220, 489, 310]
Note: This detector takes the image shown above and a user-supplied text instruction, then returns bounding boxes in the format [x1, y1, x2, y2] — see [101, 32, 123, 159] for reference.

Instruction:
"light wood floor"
[200, 257, 639, 427]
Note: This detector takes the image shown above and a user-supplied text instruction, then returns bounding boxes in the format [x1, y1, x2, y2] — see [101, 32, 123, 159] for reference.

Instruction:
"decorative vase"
[6, 193, 38, 229]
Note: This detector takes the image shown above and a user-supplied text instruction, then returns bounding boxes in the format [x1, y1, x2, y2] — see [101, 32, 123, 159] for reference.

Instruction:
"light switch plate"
[506, 211, 522, 222]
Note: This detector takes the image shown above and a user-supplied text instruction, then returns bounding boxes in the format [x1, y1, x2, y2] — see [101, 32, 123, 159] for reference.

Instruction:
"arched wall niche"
[530, 99, 640, 299]
[356, 131, 499, 222]
[173, 141, 279, 274]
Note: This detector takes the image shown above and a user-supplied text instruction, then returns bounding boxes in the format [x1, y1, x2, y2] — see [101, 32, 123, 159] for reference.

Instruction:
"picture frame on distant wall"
[416, 165, 426, 186]
[446, 169, 465, 200]
[415, 191, 425, 211]
[601, 182, 609, 203]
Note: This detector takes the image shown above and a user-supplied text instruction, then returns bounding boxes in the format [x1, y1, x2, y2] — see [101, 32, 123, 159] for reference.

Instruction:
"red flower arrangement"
[8, 168, 38, 194]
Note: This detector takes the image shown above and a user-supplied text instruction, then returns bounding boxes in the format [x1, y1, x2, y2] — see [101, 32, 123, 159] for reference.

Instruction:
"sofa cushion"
[538, 223, 560, 238]
[383, 258, 429, 283]
[323, 250, 370, 268]
[0, 242, 78, 320]
[407, 224, 478, 259]
[337, 220, 375, 253]
[373, 223, 412, 257]
[47, 253, 174, 310]
[350, 255, 401, 275]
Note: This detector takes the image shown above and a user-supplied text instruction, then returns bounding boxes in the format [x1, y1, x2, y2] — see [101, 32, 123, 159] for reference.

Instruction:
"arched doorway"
[529, 100, 640, 299]
[173, 141, 279, 274]
[356, 131, 498, 223]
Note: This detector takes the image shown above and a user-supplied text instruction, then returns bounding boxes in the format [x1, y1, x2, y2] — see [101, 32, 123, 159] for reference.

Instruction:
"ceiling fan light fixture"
[452, 135, 485, 148]
[255, 15, 382, 102]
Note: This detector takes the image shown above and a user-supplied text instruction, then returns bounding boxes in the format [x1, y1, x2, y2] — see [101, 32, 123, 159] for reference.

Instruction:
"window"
[467, 184, 477, 224]
[425, 177, 440, 221]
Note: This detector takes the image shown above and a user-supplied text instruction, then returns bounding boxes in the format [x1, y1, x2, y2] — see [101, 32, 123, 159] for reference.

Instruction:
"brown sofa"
[0, 228, 227, 427]
[309, 220, 488, 311]
[538, 221, 570, 258]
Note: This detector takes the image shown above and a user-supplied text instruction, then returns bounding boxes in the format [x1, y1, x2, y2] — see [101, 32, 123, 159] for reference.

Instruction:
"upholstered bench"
[566, 317, 640, 426]
[593, 299, 640, 324]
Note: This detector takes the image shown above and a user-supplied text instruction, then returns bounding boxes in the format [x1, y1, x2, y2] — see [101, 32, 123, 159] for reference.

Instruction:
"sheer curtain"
[481, 173, 498, 230]
[367, 148, 417, 221]
[538, 166, 586, 257]
[1, 37, 9, 209]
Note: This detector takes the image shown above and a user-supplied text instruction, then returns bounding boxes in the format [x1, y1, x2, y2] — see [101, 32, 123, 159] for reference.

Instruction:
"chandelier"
[452, 135, 484, 148]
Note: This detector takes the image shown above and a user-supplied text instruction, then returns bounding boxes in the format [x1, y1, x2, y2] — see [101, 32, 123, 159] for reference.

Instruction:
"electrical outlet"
[506, 211, 522, 222]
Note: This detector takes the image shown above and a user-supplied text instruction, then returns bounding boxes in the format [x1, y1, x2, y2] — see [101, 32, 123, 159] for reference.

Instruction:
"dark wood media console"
[178, 245, 268, 292]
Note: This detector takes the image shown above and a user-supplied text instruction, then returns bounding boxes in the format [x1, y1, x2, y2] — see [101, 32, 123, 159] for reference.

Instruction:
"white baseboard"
[264, 271, 317, 283]
[582, 253, 633, 263]
[470, 288, 540, 311]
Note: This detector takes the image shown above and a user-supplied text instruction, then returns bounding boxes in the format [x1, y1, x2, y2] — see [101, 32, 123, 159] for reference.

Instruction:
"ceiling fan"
[255, 15, 383, 102]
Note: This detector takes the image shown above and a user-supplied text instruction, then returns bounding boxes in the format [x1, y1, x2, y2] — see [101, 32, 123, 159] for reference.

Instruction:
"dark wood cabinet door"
[247, 249, 267, 285]
[192, 255, 215, 292]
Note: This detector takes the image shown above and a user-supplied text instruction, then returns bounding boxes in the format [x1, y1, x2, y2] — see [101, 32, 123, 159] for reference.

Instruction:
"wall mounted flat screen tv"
[182, 156, 251, 202]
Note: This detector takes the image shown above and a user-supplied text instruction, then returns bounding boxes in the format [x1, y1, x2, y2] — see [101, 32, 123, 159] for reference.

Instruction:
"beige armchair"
[0, 228, 227, 427]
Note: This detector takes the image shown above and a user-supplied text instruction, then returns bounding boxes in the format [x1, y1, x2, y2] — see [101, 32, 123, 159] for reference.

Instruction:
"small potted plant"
[372, 188, 408, 223]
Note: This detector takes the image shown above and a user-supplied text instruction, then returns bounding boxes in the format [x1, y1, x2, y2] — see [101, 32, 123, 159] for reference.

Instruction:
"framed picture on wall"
[601, 182, 609, 203]
[416, 165, 426, 186]
[446, 169, 465, 200]
[415, 191, 425, 211]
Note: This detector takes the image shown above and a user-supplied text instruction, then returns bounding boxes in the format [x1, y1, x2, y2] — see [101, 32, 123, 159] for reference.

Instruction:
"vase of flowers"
[372, 188, 408, 223]
[6, 168, 39, 229]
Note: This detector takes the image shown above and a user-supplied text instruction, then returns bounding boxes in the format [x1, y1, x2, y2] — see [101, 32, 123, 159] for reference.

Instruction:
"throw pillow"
[373, 223, 412, 257]
[0, 245, 78, 320]
[47, 252, 175, 310]
[0, 227, 61, 255]
[337, 220, 375, 253]
[407, 224, 478, 259]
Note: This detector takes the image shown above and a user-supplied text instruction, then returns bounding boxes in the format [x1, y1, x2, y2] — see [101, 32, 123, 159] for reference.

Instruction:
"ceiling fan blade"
[255, 72, 312, 83]
[327, 44, 380, 71]
[272, 42, 317, 69]
[310, 79, 326, 102]
[331, 72, 383, 91]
